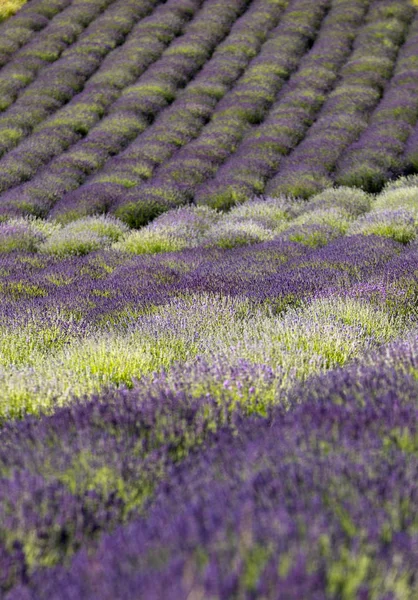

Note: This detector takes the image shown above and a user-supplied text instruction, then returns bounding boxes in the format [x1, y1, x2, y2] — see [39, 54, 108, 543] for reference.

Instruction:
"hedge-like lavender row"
[335, 13, 418, 192]
[1, 1, 418, 220]
[5, 180, 418, 257]
[1, 1, 418, 221]
[0, 0, 119, 114]
[0, 0, 202, 195]
[103, 0, 249, 119]
[0, 0, 159, 159]
[265, 0, 414, 199]
[3, 331, 418, 596]
[195, 0, 371, 208]
[0, 0, 251, 220]
[109, 0, 331, 226]
[0, 0, 72, 66]
[0, 229, 408, 340]
[49, 0, 289, 223]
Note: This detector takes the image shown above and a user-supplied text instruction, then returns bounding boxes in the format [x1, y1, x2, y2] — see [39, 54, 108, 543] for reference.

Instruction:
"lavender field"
[1, 0, 418, 597]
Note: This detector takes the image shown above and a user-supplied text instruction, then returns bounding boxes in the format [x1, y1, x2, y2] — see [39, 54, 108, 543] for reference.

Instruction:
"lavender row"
[0, 0, 73, 67]
[70, 0, 249, 184]
[48, 0, 289, 223]
[265, 0, 414, 199]
[0, 0, 119, 114]
[4, 178, 418, 258]
[0, 0, 251, 219]
[0, 270, 402, 422]
[0, 191, 416, 419]
[108, 0, 331, 226]
[0, 0, 202, 195]
[335, 13, 418, 192]
[3, 332, 418, 596]
[0, 232, 406, 326]
[0, 0, 159, 160]
[0, 385, 238, 593]
[195, 0, 371, 208]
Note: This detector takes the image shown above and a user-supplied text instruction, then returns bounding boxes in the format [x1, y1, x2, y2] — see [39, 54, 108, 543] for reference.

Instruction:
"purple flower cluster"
[0, 232, 406, 328]
[5, 334, 418, 598]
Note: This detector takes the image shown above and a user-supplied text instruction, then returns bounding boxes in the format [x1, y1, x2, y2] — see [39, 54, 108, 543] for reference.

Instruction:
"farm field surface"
[1, 0, 418, 597]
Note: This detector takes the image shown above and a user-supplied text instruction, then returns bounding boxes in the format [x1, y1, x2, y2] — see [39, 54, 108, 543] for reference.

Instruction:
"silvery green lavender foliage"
[1, 0, 418, 596]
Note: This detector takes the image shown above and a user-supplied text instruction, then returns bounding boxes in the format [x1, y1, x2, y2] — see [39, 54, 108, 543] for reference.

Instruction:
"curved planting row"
[0, 0, 119, 114]
[335, 13, 418, 191]
[51, 0, 289, 222]
[3, 180, 418, 259]
[0, 0, 417, 220]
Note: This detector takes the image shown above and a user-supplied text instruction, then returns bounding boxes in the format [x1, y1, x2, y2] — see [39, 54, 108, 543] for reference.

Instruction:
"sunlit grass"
[0, 0, 27, 22]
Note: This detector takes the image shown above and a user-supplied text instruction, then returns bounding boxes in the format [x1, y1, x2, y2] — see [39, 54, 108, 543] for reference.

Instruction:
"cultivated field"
[1, 0, 418, 597]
